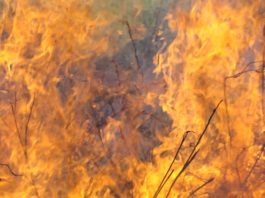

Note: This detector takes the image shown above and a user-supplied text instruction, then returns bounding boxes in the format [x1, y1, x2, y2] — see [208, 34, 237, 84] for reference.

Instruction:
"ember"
[0, 0, 264, 197]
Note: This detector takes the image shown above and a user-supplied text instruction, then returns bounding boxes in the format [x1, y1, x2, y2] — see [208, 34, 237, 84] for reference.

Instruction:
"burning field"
[0, 0, 264, 197]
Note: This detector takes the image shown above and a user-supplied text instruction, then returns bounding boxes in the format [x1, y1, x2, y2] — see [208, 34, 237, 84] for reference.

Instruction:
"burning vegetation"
[0, 0, 264, 197]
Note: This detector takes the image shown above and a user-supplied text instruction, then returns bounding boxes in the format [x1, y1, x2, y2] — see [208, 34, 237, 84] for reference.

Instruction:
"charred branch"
[10, 92, 23, 147]
[0, 163, 23, 177]
[261, 59, 265, 125]
[6, 93, 40, 197]
[165, 150, 200, 198]
[153, 131, 192, 198]
[235, 147, 249, 184]
[24, 95, 36, 160]
[188, 177, 214, 197]
[223, 61, 264, 145]
[243, 144, 265, 185]
[186, 100, 223, 164]
[124, 21, 142, 76]
[165, 100, 223, 197]
[262, 26, 265, 124]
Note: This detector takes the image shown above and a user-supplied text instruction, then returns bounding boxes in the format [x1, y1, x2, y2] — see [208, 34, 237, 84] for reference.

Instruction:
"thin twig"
[186, 172, 207, 182]
[150, 1, 163, 43]
[186, 100, 223, 163]
[10, 93, 24, 147]
[7, 93, 40, 197]
[223, 61, 263, 145]
[166, 150, 200, 198]
[235, 147, 248, 185]
[156, 169, 174, 196]
[188, 177, 214, 197]
[24, 95, 36, 160]
[165, 100, 223, 197]
[124, 21, 142, 76]
[153, 131, 192, 198]
[0, 163, 23, 177]
[243, 144, 265, 185]
[262, 26, 265, 124]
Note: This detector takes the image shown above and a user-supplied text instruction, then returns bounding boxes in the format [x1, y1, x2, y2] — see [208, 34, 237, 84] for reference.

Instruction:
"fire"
[0, 0, 264, 197]
[152, 0, 265, 197]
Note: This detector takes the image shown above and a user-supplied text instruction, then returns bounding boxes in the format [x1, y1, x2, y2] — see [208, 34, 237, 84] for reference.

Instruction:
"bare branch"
[223, 60, 264, 145]
[0, 163, 23, 177]
[10, 93, 24, 147]
[165, 100, 223, 197]
[124, 21, 142, 77]
[153, 131, 192, 198]
[243, 144, 265, 185]
[188, 177, 214, 197]
[24, 95, 36, 160]
[166, 149, 200, 198]
[262, 27, 265, 124]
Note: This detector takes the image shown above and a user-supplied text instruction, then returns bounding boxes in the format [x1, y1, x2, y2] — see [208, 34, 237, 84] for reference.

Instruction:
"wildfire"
[0, 0, 264, 197]
[152, 0, 265, 197]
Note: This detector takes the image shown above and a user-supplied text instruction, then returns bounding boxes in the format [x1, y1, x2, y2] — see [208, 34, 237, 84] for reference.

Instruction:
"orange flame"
[152, 0, 265, 197]
[0, 0, 264, 197]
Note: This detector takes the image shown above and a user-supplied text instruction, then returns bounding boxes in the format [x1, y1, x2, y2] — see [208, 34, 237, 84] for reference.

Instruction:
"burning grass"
[0, 0, 265, 197]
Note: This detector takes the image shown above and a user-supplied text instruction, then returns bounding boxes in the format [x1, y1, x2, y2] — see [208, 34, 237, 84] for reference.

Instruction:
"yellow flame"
[151, 0, 265, 197]
[0, 0, 264, 197]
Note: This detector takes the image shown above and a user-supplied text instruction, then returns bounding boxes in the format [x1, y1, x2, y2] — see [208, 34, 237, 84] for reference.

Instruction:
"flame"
[0, 0, 264, 197]
[0, 0, 129, 197]
[151, 0, 265, 197]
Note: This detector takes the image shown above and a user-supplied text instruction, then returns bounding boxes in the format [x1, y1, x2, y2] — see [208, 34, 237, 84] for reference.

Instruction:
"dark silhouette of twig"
[0, 163, 23, 177]
[7, 93, 40, 197]
[186, 172, 207, 182]
[153, 131, 193, 198]
[124, 20, 143, 77]
[235, 147, 248, 185]
[150, 2, 163, 44]
[262, 58, 265, 124]
[20, 95, 39, 197]
[243, 144, 265, 185]
[156, 169, 174, 197]
[223, 61, 263, 145]
[223, 53, 265, 149]
[186, 100, 223, 163]
[165, 149, 200, 198]
[10, 92, 23, 147]
[262, 26, 265, 124]
[165, 100, 223, 197]
[24, 95, 35, 160]
[188, 177, 214, 197]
